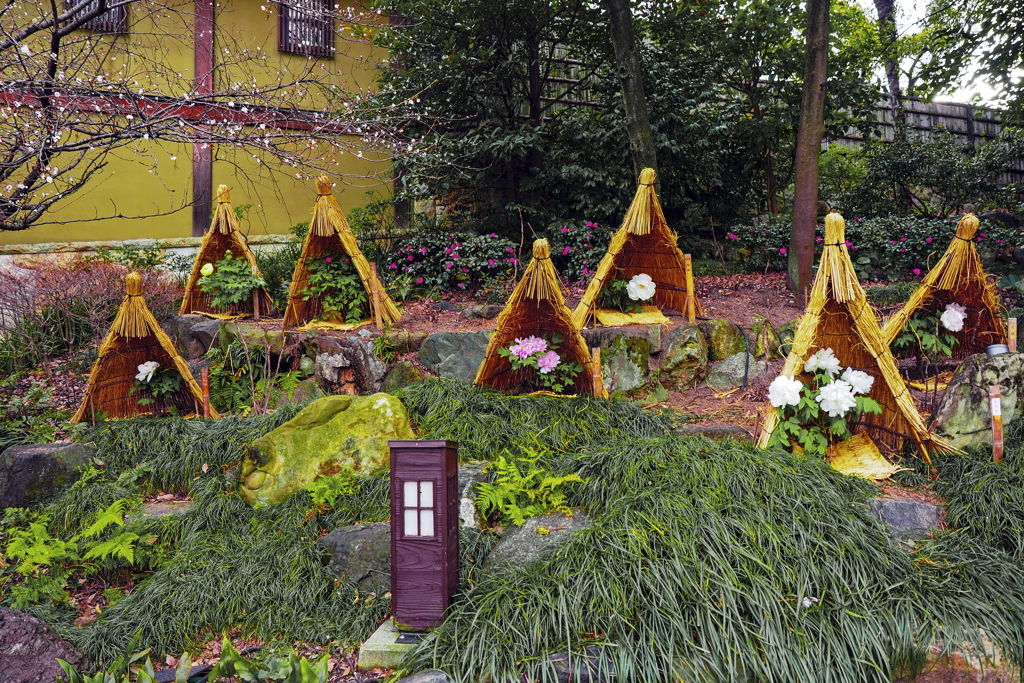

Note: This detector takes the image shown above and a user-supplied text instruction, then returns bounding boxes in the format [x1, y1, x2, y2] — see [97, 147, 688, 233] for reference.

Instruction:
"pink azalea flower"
[779, 248, 787, 255]
[488, 259, 495, 266]
[415, 277, 423, 284]
[562, 246, 571, 255]
[389, 263, 397, 269]
[407, 255, 414, 261]
[900, 237, 908, 241]
[444, 248, 451, 254]
[562, 227, 569, 233]
[508, 258, 518, 264]
[420, 247, 428, 254]
[913, 268, 921, 276]
[727, 233, 738, 240]
[462, 267, 468, 273]
[925, 237, 932, 243]
[507, 247, 515, 253]
[445, 263, 453, 269]
[845, 241, 852, 248]
[582, 268, 589, 275]
[325, 257, 333, 263]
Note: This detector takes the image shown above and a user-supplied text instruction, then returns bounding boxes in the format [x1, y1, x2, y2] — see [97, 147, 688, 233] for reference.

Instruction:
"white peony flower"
[768, 375, 803, 408]
[804, 348, 842, 377]
[940, 303, 966, 332]
[136, 361, 159, 382]
[841, 368, 874, 395]
[200, 262, 215, 277]
[815, 379, 858, 418]
[626, 273, 656, 301]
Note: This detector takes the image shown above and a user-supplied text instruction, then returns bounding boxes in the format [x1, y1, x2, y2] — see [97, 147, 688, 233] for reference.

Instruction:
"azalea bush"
[723, 215, 1021, 279]
[545, 220, 610, 281]
[197, 250, 267, 311]
[303, 253, 368, 324]
[498, 335, 582, 394]
[766, 348, 882, 456]
[383, 232, 517, 291]
[596, 271, 656, 313]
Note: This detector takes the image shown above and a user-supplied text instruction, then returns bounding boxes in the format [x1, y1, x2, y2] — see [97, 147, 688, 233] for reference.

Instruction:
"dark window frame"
[278, 0, 334, 58]
[65, 0, 129, 34]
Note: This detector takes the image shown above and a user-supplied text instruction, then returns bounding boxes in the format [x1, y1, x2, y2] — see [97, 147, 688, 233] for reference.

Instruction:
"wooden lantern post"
[389, 440, 459, 631]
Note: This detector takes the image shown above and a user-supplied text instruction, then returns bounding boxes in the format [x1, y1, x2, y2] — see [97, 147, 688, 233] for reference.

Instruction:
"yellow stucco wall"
[1, 0, 391, 247]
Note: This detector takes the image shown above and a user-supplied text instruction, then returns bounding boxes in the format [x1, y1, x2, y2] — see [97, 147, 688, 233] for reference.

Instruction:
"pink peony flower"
[509, 336, 547, 359]
[537, 350, 561, 374]
[779, 248, 787, 255]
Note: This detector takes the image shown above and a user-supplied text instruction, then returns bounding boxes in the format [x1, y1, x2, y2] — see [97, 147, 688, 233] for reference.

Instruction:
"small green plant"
[766, 348, 883, 456]
[303, 252, 368, 324]
[4, 499, 143, 609]
[88, 245, 166, 270]
[208, 637, 330, 683]
[373, 327, 398, 364]
[304, 469, 358, 508]
[475, 449, 585, 526]
[0, 376, 71, 452]
[128, 362, 183, 408]
[497, 334, 583, 394]
[198, 250, 267, 311]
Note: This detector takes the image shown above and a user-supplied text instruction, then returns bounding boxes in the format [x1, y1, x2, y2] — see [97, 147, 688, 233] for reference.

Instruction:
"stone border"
[0, 233, 293, 256]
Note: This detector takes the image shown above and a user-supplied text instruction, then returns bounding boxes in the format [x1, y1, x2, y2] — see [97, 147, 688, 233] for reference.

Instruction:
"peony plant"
[767, 348, 882, 456]
[891, 302, 963, 381]
[129, 361, 183, 408]
[597, 270, 656, 314]
[197, 250, 267, 312]
[497, 334, 582, 394]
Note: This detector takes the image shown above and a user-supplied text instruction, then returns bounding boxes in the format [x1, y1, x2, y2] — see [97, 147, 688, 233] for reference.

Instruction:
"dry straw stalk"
[880, 213, 1006, 357]
[757, 212, 950, 460]
[179, 185, 274, 316]
[476, 239, 604, 396]
[282, 176, 401, 328]
[573, 168, 704, 328]
[74, 272, 217, 422]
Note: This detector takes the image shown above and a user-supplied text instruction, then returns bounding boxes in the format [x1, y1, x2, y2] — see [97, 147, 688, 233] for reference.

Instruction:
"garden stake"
[252, 289, 260, 321]
[202, 367, 211, 418]
[990, 384, 1004, 462]
[1009, 318, 1017, 352]
[371, 263, 382, 330]
[684, 254, 696, 323]
[592, 347, 604, 397]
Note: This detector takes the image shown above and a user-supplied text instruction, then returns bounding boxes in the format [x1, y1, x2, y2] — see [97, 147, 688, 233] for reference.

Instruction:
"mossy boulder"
[601, 334, 650, 392]
[776, 318, 800, 357]
[932, 352, 1024, 450]
[240, 394, 414, 506]
[1, 442, 96, 510]
[381, 360, 424, 393]
[660, 324, 708, 390]
[419, 331, 492, 385]
[706, 352, 767, 391]
[222, 322, 286, 355]
[698, 319, 745, 361]
[751, 316, 782, 359]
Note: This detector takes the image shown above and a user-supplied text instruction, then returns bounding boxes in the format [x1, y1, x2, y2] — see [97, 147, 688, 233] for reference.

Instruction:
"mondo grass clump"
[397, 380, 1024, 683]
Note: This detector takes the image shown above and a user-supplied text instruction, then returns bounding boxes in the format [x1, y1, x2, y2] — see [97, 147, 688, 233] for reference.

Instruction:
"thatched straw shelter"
[282, 175, 400, 329]
[880, 213, 1005, 358]
[572, 168, 703, 328]
[476, 239, 603, 396]
[179, 185, 274, 317]
[757, 212, 949, 460]
[73, 273, 217, 422]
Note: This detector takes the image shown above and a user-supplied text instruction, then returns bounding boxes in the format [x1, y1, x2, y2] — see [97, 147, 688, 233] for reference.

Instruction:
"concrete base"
[357, 619, 416, 671]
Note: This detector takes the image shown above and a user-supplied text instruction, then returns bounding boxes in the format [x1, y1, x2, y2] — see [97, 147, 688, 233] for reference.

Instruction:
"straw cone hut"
[880, 213, 1005, 358]
[73, 273, 217, 422]
[757, 212, 948, 460]
[572, 168, 703, 328]
[476, 239, 603, 396]
[179, 185, 274, 317]
[282, 176, 400, 328]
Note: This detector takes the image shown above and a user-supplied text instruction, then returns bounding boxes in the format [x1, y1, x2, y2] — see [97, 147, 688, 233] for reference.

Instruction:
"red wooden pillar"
[389, 440, 459, 630]
[192, 0, 215, 236]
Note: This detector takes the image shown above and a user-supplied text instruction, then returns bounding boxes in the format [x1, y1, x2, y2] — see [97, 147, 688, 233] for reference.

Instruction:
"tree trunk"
[787, 0, 830, 294]
[606, 0, 657, 180]
[872, 0, 905, 125]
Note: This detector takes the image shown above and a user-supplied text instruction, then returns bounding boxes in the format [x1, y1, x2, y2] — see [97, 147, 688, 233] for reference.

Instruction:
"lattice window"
[278, 0, 334, 58]
[66, 0, 128, 34]
[401, 480, 435, 537]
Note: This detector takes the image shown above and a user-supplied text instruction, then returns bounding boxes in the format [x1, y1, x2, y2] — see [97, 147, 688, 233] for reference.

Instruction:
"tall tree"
[606, 0, 657, 179]
[788, 0, 831, 293]
[872, 0, 904, 123]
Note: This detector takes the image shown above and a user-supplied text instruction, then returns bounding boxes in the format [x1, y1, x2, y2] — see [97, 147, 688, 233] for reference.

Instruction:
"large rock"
[660, 324, 708, 390]
[462, 304, 503, 320]
[222, 322, 286, 356]
[868, 496, 941, 541]
[319, 521, 391, 594]
[582, 325, 662, 355]
[601, 334, 650, 393]
[0, 442, 96, 509]
[0, 606, 89, 682]
[458, 463, 490, 529]
[706, 352, 766, 391]
[932, 352, 1024, 450]
[751, 316, 782, 360]
[160, 314, 206, 359]
[394, 671, 452, 683]
[381, 360, 424, 394]
[418, 331, 491, 385]
[240, 394, 414, 506]
[274, 377, 324, 408]
[189, 318, 223, 355]
[314, 337, 387, 394]
[699, 319, 746, 361]
[390, 330, 428, 353]
[483, 511, 592, 572]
